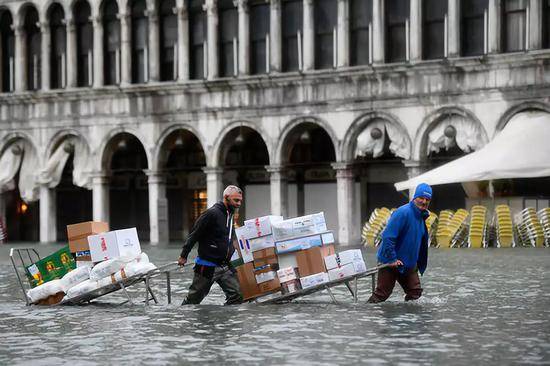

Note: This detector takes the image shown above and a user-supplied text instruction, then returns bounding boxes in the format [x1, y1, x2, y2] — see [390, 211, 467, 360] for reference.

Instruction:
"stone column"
[270, 0, 282, 72]
[488, 0, 501, 54]
[40, 22, 51, 91]
[337, 0, 350, 67]
[91, 173, 110, 223]
[93, 16, 104, 87]
[66, 18, 77, 87]
[528, 0, 542, 50]
[448, 0, 460, 57]
[303, 0, 314, 70]
[332, 163, 359, 246]
[203, 167, 223, 209]
[147, 7, 160, 82]
[410, 0, 421, 61]
[266, 165, 288, 217]
[119, 13, 132, 85]
[13, 25, 26, 92]
[372, 0, 385, 63]
[39, 185, 57, 243]
[204, 0, 219, 79]
[403, 160, 426, 199]
[146, 170, 169, 244]
[176, 5, 189, 81]
[236, 0, 250, 75]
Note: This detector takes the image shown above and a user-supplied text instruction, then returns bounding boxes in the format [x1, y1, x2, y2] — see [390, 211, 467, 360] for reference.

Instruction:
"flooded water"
[0, 243, 549, 365]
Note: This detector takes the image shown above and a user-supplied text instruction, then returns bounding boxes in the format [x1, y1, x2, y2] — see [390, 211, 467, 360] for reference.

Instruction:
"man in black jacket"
[178, 185, 243, 305]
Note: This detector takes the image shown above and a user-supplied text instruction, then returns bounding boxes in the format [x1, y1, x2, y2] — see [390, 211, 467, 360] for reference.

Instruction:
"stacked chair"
[434, 210, 454, 248]
[425, 211, 438, 247]
[435, 209, 470, 248]
[494, 205, 515, 248]
[538, 208, 550, 247]
[515, 208, 545, 247]
[362, 207, 392, 247]
[468, 205, 488, 248]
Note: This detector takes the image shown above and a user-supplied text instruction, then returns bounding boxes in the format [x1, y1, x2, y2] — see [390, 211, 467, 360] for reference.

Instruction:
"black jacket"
[180, 201, 235, 266]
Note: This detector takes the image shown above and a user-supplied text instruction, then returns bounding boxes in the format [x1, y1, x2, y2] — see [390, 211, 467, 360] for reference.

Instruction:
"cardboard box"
[75, 250, 92, 262]
[253, 247, 278, 267]
[236, 262, 262, 300]
[278, 252, 298, 269]
[230, 248, 244, 268]
[235, 226, 254, 263]
[277, 267, 298, 283]
[88, 228, 141, 262]
[281, 279, 302, 295]
[296, 244, 335, 277]
[324, 249, 364, 270]
[272, 212, 327, 241]
[248, 235, 276, 252]
[300, 272, 329, 289]
[275, 230, 334, 255]
[25, 246, 76, 288]
[243, 215, 283, 238]
[258, 278, 281, 294]
[327, 259, 367, 281]
[67, 221, 109, 253]
[255, 271, 277, 284]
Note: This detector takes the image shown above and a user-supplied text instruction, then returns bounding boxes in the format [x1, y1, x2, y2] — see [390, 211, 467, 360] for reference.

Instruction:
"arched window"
[282, 0, 302, 72]
[160, 0, 177, 81]
[314, 0, 337, 69]
[460, 0, 488, 56]
[0, 10, 15, 92]
[189, 0, 206, 79]
[385, 0, 409, 63]
[74, 0, 93, 87]
[218, 0, 237, 77]
[422, 0, 446, 59]
[350, 0, 372, 66]
[502, 0, 527, 52]
[49, 4, 66, 89]
[131, 0, 148, 83]
[24, 7, 41, 90]
[250, 1, 270, 74]
[103, 0, 120, 85]
[542, 0, 550, 48]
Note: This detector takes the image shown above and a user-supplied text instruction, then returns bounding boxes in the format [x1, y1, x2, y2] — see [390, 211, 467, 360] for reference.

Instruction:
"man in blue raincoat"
[367, 183, 432, 303]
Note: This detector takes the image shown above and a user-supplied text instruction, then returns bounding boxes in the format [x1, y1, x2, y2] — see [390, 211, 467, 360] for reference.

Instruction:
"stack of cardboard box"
[233, 212, 368, 301]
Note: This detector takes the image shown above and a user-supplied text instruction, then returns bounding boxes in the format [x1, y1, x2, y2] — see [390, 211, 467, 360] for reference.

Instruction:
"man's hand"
[178, 256, 187, 266]
[389, 259, 403, 268]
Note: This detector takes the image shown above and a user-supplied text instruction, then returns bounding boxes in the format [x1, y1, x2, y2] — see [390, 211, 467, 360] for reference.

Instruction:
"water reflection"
[0, 244, 549, 365]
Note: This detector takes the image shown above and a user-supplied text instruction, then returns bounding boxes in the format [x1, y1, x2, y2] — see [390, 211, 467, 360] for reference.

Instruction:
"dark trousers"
[182, 265, 243, 305]
[367, 267, 423, 303]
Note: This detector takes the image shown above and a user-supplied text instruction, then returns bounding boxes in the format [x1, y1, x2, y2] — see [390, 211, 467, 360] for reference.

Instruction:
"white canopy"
[395, 111, 550, 191]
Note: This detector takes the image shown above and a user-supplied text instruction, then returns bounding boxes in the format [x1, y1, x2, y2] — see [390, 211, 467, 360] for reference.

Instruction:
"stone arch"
[153, 123, 208, 171]
[412, 106, 489, 161]
[210, 120, 272, 167]
[275, 115, 340, 165]
[97, 127, 152, 171]
[45, 128, 91, 158]
[16, 1, 41, 25]
[341, 111, 412, 162]
[42, 0, 65, 20]
[0, 131, 41, 164]
[495, 101, 550, 136]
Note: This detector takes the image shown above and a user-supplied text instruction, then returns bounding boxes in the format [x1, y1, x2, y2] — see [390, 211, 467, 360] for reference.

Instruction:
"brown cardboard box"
[253, 247, 278, 267]
[236, 262, 262, 301]
[281, 279, 302, 295]
[296, 244, 335, 277]
[67, 221, 109, 253]
[258, 278, 281, 294]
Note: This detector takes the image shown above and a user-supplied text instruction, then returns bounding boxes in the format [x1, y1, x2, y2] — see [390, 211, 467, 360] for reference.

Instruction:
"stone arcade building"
[0, 0, 549, 245]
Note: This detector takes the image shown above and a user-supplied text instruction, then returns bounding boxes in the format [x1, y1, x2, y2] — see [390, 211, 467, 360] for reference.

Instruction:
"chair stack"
[515, 208, 545, 247]
[435, 210, 454, 248]
[538, 208, 550, 247]
[362, 207, 392, 247]
[425, 211, 438, 247]
[494, 205, 514, 248]
[448, 209, 470, 248]
[468, 205, 487, 248]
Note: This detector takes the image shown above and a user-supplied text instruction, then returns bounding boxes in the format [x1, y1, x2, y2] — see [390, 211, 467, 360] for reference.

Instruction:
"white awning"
[395, 111, 550, 191]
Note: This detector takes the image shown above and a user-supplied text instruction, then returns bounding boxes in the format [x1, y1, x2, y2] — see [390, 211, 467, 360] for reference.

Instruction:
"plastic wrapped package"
[89, 258, 126, 280]
[66, 279, 100, 299]
[60, 265, 92, 292]
[27, 279, 65, 303]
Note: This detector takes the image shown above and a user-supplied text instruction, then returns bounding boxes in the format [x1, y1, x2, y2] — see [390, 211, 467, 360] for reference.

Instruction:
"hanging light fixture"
[11, 144, 22, 155]
[63, 141, 75, 154]
[174, 133, 184, 147]
[299, 130, 311, 144]
[117, 139, 128, 150]
[235, 125, 245, 146]
[370, 127, 383, 140]
[444, 125, 457, 138]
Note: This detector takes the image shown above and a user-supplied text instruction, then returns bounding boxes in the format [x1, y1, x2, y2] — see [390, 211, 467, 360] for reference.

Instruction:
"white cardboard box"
[324, 249, 364, 270]
[272, 212, 327, 241]
[278, 252, 298, 269]
[327, 259, 367, 281]
[255, 271, 277, 284]
[248, 235, 276, 252]
[300, 272, 329, 289]
[277, 267, 298, 283]
[235, 226, 254, 263]
[244, 215, 283, 238]
[275, 231, 334, 254]
[88, 228, 141, 262]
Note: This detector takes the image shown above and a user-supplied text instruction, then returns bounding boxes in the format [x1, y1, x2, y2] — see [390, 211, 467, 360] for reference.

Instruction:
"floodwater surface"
[0, 244, 549, 365]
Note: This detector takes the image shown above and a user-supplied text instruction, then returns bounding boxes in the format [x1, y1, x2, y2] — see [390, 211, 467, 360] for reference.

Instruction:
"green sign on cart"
[25, 246, 76, 288]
